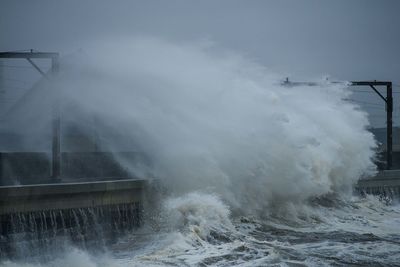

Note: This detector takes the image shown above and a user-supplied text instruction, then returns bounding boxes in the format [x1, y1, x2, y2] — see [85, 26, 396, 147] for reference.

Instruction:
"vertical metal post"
[386, 82, 393, 170]
[51, 56, 61, 180]
[0, 61, 3, 184]
[0, 51, 60, 181]
[0, 152, 3, 185]
[0, 60, 4, 115]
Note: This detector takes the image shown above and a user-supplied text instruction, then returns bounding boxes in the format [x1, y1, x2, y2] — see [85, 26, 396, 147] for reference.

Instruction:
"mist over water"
[54, 37, 376, 210]
[3, 37, 389, 266]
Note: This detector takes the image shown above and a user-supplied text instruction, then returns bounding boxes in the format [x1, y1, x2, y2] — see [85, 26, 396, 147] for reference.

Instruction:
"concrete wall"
[0, 151, 151, 185]
[0, 179, 147, 215]
[0, 179, 148, 258]
[356, 170, 400, 199]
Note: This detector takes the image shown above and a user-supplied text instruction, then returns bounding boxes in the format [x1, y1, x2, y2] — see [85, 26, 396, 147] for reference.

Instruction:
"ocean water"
[2, 37, 397, 266]
[1, 192, 399, 267]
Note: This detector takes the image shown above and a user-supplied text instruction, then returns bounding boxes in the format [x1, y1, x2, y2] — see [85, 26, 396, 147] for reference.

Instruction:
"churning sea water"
[2, 38, 396, 266]
[108, 192, 400, 267]
[2, 192, 399, 267]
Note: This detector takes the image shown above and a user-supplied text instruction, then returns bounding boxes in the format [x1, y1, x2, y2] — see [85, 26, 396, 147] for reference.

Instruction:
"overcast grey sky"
[1, 0, 400, 126]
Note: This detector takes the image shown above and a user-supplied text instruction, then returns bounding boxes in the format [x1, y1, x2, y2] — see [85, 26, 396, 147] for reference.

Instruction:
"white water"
[2, 37, 397, 266]
[13, 37, 376, 206]
[2, 193, 400, 266]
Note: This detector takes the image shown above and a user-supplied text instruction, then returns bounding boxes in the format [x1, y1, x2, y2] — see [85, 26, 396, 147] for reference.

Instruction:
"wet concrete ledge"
[0, 179, 147, 215]
[356, 170, 400, 196]
[357, 170, 400, 187]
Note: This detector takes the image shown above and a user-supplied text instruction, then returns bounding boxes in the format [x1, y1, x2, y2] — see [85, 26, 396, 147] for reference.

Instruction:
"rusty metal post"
[386, 82, 393, 169]
[0, 51, 61, 181]
[51, 55, 61, 180]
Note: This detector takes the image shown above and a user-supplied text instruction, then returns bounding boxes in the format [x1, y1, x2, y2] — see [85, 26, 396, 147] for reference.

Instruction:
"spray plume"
[14, 37, 377, 213]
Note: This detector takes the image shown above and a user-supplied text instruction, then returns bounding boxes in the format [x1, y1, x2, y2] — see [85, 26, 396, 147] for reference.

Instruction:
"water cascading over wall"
[0, 178, 148, 259]
[0, 203, 142, 259]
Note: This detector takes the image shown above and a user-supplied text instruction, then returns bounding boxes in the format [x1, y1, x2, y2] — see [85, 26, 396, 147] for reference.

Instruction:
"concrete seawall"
[356, 170, 400, 197]
[0, 179, 149, 257]
[0, 179, 147, 215]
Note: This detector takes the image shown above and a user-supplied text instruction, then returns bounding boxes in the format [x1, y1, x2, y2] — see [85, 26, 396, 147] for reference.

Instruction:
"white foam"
[4, 37, 388, 266]
[17, 37, 377, 212]
[0, 248, 104, 267]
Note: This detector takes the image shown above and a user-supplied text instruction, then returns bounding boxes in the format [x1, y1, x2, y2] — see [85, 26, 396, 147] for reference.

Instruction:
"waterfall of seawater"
[357, 186, 400, 205]
[2, 192, 399, 267]
[0, 203, 141, 261]
[2, 38, 399, 266]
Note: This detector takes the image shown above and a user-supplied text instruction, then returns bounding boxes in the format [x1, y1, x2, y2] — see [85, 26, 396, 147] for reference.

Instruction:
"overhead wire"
[344, 98, 383, 107]
[1, 85, 29, 90]
[349, 90, 400, 94]
[1, 64, 47, 69]
[3, 78, 28, 84]
[2, 49, 36, 53]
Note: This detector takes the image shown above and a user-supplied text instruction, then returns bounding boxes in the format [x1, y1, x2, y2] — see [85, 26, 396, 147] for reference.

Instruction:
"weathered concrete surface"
[357, 178, 400, 188]
[356, 170, 400, 197]
[0, 179, 147, 215]
[0, 152, 151, 185]
[357, 170, 400, 187]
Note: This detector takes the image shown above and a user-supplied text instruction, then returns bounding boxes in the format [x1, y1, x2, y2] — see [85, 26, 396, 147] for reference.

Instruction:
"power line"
[349, 90, 400, 94]
[1, 65, 36, 69]
[1, 49, 36, 53]
[1, 85, 29, 90]
[368, 115, 400, 118]
[3, 78, 28, 84]
[344, 98, 382, 107]
[1, 64, 49, 69]
[349, 88, 400, 91]
[361, 106, 385, 110]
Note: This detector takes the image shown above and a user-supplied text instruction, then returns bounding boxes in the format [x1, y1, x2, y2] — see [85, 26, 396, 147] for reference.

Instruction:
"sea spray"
[164, 192, 233, 242]
[11, 37, 377, 214]
[3, 193, 399, 266]
[0, 247, 119, 267]
[1, 36, 397, 267]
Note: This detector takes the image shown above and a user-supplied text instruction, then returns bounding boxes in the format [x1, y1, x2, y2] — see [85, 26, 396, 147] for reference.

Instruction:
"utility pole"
[0, 51, 61, 180]
[51, 55, 61, 180]
[0, 60, 4, 115]
[351, 81, 393, 170]
[282, 78, 394, 170]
